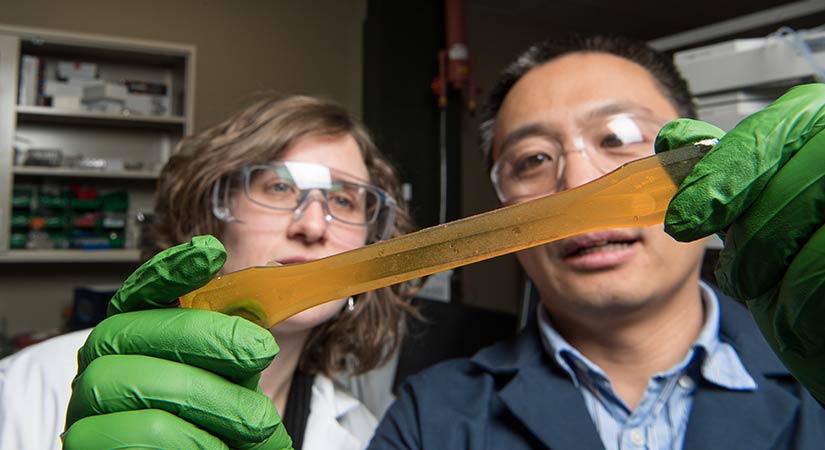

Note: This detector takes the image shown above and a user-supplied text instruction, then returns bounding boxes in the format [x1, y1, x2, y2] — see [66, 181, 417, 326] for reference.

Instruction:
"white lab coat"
[0, 329, 377, 450]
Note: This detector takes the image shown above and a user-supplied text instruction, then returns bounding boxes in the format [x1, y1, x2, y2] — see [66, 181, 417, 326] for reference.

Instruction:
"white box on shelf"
[674, 28, 825, 95]
[52, 95, 82, 110]
[693, 90, 778, 108]
[83, 82, 128, 101]
[693, 90, 777, 131]
[56, 61, 98, 80]
[697, 102, 767, 132]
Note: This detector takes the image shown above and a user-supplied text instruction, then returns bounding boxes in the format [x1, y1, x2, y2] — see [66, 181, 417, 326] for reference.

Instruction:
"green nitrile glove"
[655, 83, 825, 404]
[62, 235, 294, 450]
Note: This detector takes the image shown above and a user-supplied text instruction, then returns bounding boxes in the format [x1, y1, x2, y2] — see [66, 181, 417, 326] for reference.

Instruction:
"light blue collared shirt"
[537, 282, 757, 450]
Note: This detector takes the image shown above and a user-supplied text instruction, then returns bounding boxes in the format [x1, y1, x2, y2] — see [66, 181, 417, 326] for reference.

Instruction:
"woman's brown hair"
[150, 94, 420, 376]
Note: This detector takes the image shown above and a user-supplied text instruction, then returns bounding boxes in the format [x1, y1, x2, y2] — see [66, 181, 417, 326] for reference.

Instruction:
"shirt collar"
[537, 281, 757, 391]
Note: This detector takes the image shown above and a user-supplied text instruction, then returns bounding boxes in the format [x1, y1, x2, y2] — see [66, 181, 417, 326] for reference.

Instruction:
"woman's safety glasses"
[212, 161, 396, 243]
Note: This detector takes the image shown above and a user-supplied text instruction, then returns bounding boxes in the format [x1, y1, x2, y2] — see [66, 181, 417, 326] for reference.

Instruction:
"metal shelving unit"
[0, 24, 195, 263]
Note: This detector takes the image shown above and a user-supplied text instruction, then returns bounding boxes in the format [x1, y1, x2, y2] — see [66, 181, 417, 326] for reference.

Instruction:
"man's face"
[491, 52, 706, 322]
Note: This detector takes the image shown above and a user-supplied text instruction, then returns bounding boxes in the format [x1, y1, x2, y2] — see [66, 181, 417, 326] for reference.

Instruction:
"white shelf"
[17, 105, 186, 129]
[13, 165, 160, 180]
[0, 248, 141, 263]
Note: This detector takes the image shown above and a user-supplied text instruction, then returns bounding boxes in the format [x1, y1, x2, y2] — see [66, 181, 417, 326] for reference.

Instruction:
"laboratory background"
[0, 0, 823, 357]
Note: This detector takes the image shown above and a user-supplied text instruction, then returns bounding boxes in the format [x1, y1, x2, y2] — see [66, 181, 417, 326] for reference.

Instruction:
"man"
[367, 34, 825, 450]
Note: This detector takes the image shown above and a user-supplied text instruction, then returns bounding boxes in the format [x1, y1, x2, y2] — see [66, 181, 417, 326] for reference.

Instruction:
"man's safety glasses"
[490, 112, 666, 203]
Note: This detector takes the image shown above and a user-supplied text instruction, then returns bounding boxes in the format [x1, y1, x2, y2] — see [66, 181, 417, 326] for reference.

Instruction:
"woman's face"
[219, 133, 372, 333]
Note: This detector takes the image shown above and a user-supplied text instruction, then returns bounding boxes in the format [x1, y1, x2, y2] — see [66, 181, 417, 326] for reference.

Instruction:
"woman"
[0, 95, 420, 450]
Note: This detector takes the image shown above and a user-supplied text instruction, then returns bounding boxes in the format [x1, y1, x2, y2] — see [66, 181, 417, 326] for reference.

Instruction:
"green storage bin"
[102, 191, 129, 212]
[39, 192, 70, 209]
[12, 187, 34, 209]
[10, 213, 30, 228]
[10, 233, 27, 249]
[71, 198, 102, 210]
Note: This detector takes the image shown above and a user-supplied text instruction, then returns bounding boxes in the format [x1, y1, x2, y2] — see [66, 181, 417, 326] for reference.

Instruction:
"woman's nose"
[287, 193, 331, 243]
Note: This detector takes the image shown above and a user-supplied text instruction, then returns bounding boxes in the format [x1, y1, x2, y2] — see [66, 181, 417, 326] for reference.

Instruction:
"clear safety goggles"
[490, 112, 666, 203]
[212, 161, 397, 243]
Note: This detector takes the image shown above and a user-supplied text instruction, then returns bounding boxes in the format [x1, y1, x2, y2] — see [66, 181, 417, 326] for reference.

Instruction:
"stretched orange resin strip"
[180, 142, 715, 328]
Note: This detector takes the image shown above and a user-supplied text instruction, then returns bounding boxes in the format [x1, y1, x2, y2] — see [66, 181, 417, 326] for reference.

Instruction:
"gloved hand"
[62, 235, 293, 449]
[655, 83, 825, 404]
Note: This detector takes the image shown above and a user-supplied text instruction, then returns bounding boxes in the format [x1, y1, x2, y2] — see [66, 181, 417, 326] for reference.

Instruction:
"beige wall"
[0, 0, 366, 336]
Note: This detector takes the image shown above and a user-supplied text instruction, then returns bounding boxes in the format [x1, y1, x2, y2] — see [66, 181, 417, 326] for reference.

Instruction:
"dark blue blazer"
[369, 293, 825, 449]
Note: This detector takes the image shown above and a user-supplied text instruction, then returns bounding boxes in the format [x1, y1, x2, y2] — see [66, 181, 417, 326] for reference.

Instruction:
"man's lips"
[560, 230, 641, 258]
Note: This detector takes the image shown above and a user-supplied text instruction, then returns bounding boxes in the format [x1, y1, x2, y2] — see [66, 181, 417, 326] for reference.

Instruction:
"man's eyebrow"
[583, 102, 655, 121]
[495, 103, 657, 157]
[497, 123, 555, 155]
